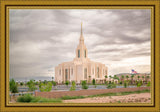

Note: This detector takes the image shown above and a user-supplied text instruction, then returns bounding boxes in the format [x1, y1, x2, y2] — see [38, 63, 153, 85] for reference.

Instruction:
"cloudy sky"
[9, 9, 151, 80]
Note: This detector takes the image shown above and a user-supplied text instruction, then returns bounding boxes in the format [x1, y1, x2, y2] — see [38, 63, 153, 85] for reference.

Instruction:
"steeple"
[79, 22, 84, 44]
[74, 23, 88, 60]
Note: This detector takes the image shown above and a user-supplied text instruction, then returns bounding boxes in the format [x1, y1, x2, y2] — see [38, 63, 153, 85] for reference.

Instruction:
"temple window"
[97, 67, 99, 78]
[59, 69, 61, 75]
[84, 68, 87, 79]
[92, 68, 94, 75]
[71, 68, 73, 75]
[65, 69, 68, 81]
[78, 49, 80, 58]
[84, 50, 86, 58]
[105, 70, 107, 75]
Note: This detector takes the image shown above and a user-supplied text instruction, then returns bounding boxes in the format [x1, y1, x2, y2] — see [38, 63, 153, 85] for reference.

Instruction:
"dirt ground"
[63, 93, 151, 103]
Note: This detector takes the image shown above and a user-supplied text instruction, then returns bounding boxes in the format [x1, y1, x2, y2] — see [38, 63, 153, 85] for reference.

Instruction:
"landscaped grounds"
[9, 75, 151, 103]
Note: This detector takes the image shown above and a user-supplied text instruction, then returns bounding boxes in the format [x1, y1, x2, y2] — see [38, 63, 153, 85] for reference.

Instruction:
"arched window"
[65, 69, 68, 81]
[105, 70, 107, 75]
[92, 68, 94, 75]
[59, 69, 61, 75]
[84, 50, 86, 58]
[78, 50, 80, 58]
[97, 67, 99, 78]
[71, 68, 73, 75]
[84, 68, 87, 79]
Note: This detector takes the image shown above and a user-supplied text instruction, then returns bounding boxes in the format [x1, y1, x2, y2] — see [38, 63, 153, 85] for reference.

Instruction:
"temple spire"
[79, 22, 84, 44]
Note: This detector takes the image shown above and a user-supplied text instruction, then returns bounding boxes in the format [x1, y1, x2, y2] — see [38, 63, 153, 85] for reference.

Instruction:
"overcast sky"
[9, 9, 151, 80]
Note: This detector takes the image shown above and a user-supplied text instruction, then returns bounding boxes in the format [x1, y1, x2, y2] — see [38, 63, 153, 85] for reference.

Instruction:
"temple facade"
[55, 23, 108, 84]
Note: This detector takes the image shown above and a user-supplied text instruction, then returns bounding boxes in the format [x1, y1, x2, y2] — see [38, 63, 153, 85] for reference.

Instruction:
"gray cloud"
[9, 9, 151, 80]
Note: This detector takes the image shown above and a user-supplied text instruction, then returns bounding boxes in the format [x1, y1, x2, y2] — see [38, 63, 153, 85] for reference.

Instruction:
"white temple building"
[55, 23, 108, 84]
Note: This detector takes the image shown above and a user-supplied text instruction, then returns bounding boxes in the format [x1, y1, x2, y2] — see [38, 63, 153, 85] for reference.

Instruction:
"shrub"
[119, 81, 122, 84]
[107, 83, 116, 89]
[82, 80, 86, 86]
[17, 94, 33, 102]
[81, 80, 88, 89]
[105, 81, 108, 85]
[39, 82, 52, 92]
[20, 82, 24, 86]
[82, 85, 88, 89]
[107, 84, 113, 89]
[70, 81, 76, 91]
[65, 81, 70, 87]
[52, 81, 57, 86]
[92, 79, 96, 85]
[140, 80, 143, 85]
[112, 83, 117, 88]
[137, 82, 141, 87]
[17, 94, 62, 103]
[147, 81, 150, 87]
[124, 81, 128, 88]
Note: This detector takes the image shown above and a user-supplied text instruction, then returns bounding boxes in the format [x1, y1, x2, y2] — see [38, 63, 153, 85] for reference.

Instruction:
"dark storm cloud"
[9, 9, 151, 78]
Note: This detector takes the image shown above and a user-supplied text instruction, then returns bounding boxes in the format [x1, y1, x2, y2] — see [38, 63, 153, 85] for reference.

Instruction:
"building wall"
[55, 61, 108, 84]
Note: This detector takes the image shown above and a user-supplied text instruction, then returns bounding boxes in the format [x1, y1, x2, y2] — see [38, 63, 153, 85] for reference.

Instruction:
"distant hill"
[114, 73, 151, 76]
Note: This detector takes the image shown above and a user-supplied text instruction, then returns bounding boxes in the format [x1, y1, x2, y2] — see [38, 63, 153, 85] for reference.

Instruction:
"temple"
[55, 23, 108, 84]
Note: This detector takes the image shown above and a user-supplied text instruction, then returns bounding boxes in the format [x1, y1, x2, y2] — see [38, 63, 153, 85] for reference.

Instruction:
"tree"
[52, 77, 54, 81]
[9, 79, 18, 93]
[146, 75, 150, 82]
[137, 76, 140, 81]
[39, 82, 52, 92]
[121, 75, 124, 79]
[142, 76, 145, 84]
[126, 75, 129, 81]
[43, 80, 48, 84]
[131, 75, 134, 79]
[109, 75, 112, 79]
[114, 75, 117, 79]
[35, 81, 39, 85]
[121, 75, 124, 82]
[131, 75, 134, 84]
[27, 80, 37, 91]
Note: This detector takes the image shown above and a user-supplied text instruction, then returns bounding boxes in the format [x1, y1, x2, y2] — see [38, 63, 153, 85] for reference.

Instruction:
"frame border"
[0, 0, 160, 112]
